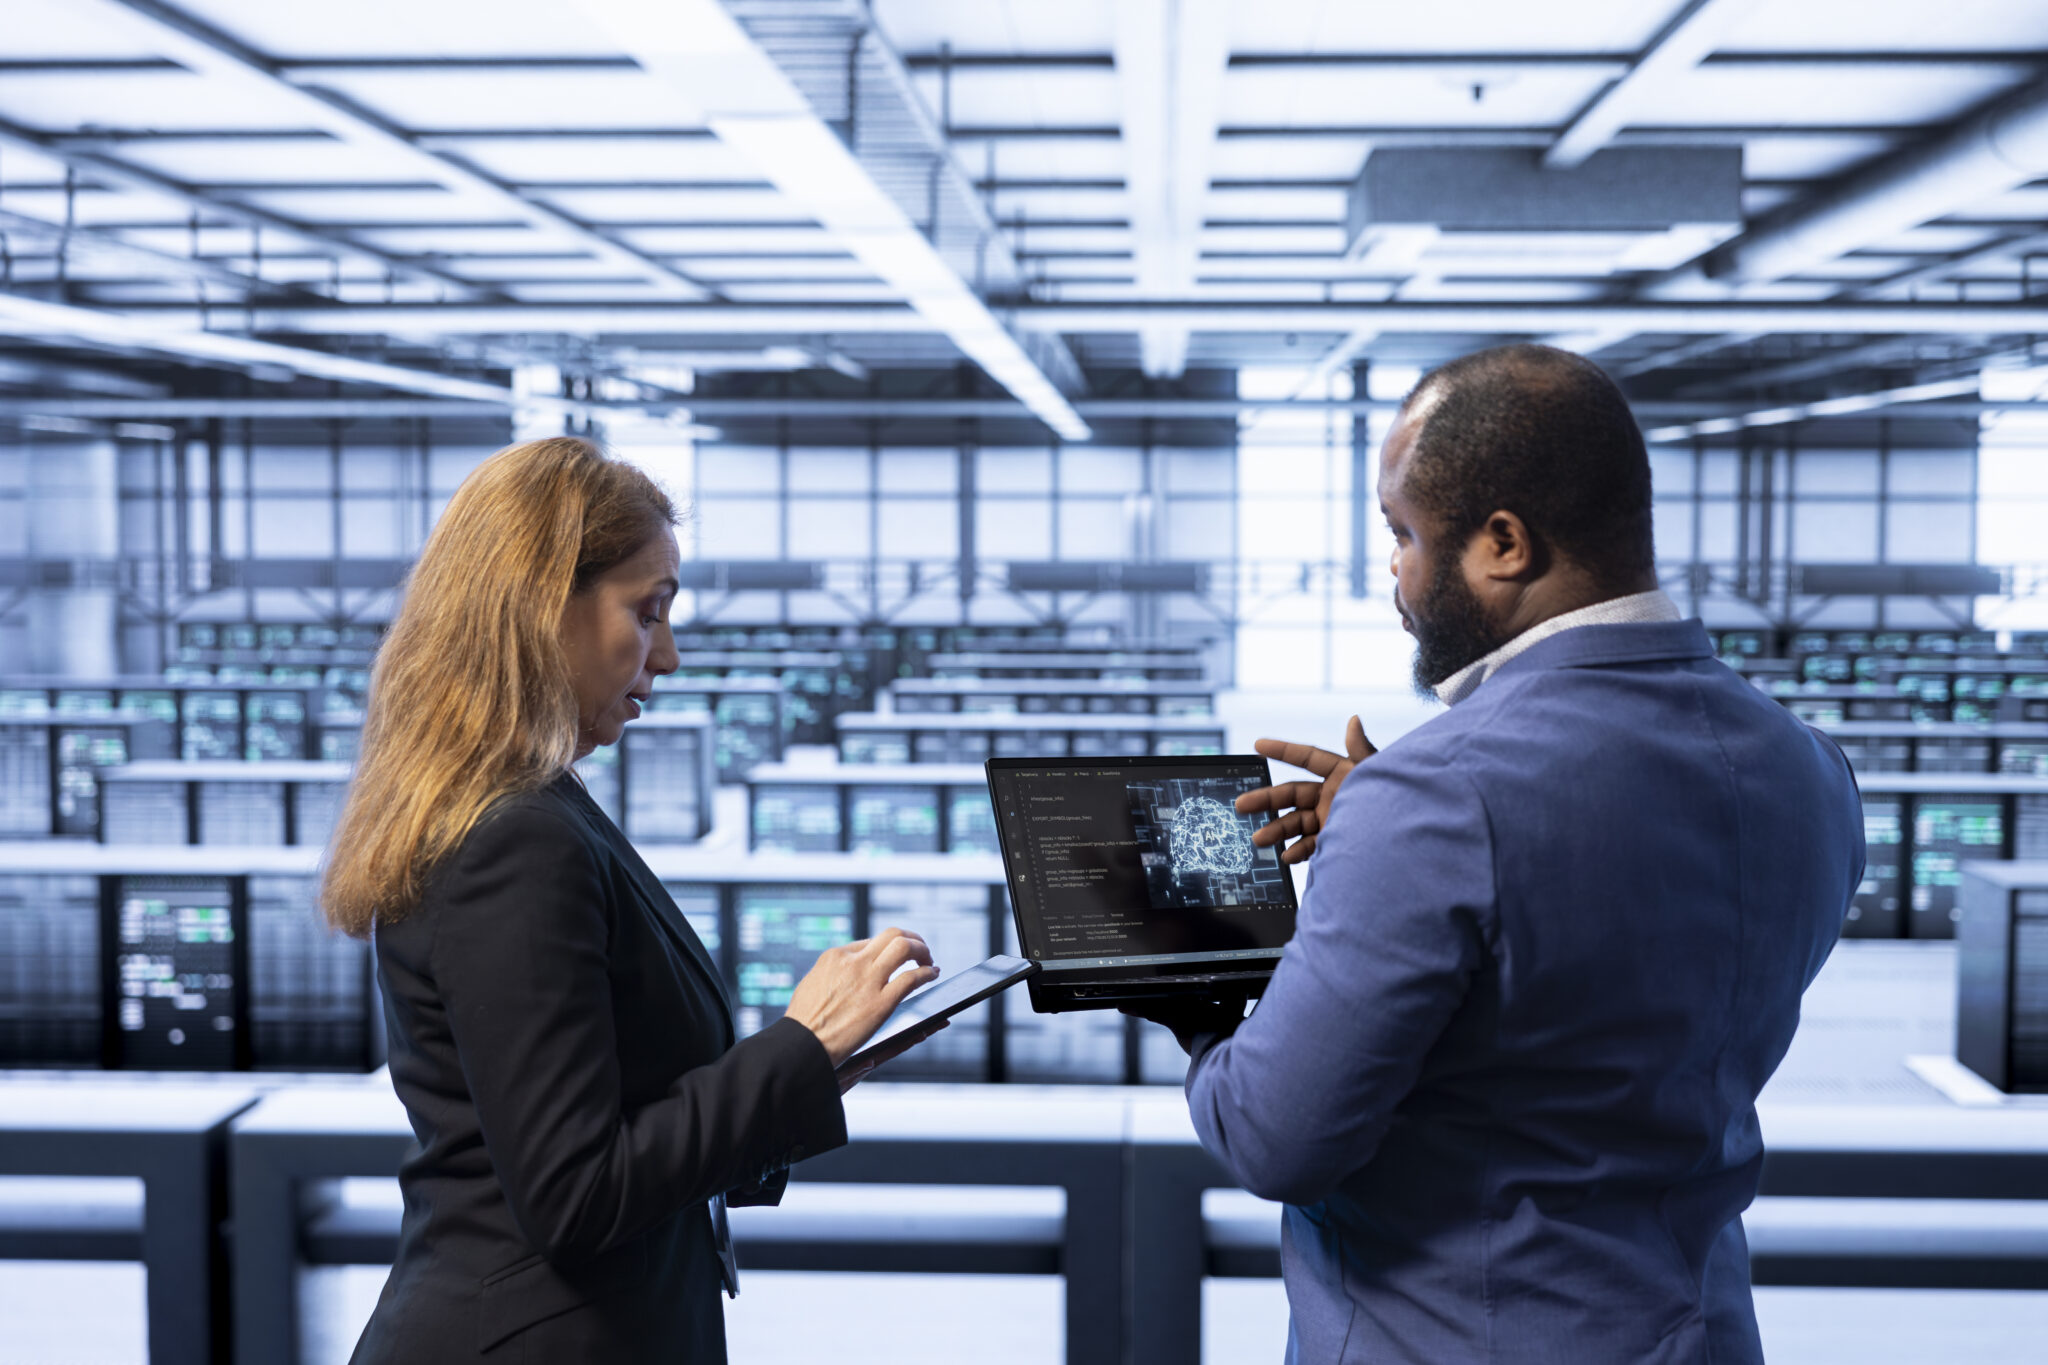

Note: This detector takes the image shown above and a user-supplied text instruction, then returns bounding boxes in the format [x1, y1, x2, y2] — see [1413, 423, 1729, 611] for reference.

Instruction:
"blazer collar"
[1485, 617, 1715, 685]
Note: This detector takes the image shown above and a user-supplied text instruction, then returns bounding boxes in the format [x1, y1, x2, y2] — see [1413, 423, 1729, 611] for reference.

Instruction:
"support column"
[24, 436, 119, 677]
[1349, 359, 1372, 598]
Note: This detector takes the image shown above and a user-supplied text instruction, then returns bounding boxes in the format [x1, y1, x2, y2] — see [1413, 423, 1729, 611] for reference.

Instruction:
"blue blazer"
[1186, 619, 1863, 1363]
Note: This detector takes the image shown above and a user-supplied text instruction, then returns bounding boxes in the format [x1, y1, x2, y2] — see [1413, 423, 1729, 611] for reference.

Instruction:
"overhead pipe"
[1700, 74, 2048, 285]
[115, 299, 2048, 337]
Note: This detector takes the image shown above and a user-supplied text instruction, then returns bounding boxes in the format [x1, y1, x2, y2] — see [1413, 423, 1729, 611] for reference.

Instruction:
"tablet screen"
[841, 954, 1036, 1071]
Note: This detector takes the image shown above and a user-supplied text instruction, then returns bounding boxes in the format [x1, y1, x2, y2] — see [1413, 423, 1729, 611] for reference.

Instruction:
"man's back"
[1185, 619, 1863, 1364]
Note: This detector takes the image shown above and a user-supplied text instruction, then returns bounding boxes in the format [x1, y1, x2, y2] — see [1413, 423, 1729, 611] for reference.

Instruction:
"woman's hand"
[1233, 715, 1377, 864]
[833, 1017, 949, 1094]
[784, 927, 938, 1068]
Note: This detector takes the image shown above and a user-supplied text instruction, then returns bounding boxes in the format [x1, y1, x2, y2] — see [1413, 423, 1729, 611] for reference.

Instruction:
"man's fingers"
[1344, 715, 1377, 762]
[1252, 737, 1346, 778]
[1277, 832, 1319, 864]
[1250, 807, 1320, 847]
[1235, 779, 1323, 815]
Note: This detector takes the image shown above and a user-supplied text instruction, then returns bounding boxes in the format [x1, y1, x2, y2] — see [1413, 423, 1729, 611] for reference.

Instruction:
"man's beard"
[1404, 549, 1510, 697]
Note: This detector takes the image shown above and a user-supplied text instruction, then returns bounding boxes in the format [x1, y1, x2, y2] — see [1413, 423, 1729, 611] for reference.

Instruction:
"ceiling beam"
[1699, 72, 2048, 286]
[1641, 374, 1982, 443]
[0, 207, 321, 300]
[1115, 0, 1231, 379]
[95, 0, 716, 301]
[5, 394, 2033, 423]
[0, 396, 1720, 419]
[0, 290, 515, 400]
[125, 298, 2048, 335]
[0, 118, 487, 298]
[899, 51, 2048, 73]
[1545, 0, 1764, 169]
[1858, 229, 2048, 298]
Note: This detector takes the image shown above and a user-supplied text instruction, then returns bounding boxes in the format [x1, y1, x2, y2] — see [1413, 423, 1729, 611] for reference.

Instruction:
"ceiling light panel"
[577, 0, 1088, 440]
[1217, 68, 1601, 130]
[418, 136, 756, 186]
[1638, 65, 2032, 129]
[171, 0, 625, 58]
[0, 69, 309, 131]
[871, 0, 1116, 54]
[1719, 0, 2048, 52]
[1228, 0, 1668, 54]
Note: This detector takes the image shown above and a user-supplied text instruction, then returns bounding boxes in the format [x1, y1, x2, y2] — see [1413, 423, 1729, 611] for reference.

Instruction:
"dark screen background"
[991, 761, 1297, 966]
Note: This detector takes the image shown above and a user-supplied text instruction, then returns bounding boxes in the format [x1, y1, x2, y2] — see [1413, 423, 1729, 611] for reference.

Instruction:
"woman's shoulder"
[428, 776, 604, 891]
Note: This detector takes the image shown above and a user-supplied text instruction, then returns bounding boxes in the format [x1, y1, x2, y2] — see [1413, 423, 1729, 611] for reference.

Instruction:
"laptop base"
[1026, 969, 1273, 1013]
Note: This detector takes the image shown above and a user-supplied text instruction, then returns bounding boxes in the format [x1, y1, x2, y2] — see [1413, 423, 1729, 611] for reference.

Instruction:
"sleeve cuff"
[747, 1015, 849, 1170]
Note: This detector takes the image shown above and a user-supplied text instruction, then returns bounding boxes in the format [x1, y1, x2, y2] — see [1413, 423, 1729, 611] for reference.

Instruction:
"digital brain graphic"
[1168, 797, 1254, 876]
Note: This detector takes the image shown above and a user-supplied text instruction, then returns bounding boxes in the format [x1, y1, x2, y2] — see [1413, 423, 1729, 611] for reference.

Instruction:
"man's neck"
[1493, 572, 1659, 642]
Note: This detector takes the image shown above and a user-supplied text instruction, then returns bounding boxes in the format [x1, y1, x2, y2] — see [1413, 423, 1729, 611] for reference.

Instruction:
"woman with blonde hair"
[330, 436, 939, 1363]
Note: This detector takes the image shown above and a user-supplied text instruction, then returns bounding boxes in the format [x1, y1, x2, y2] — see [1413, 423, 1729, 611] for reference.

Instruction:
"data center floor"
[7, 1262, 2048, 1364]
[2, 941, 2037, 1363]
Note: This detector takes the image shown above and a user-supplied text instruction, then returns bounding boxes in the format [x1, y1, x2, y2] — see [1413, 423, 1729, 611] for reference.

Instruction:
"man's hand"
[1235, 715, 1377, 864]
[1122, 995, 1252, 1055]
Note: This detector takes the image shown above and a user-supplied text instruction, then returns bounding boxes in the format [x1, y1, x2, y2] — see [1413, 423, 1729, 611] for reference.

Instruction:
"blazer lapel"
[552, 777, 737, 1035]
[617, 843, 736, 1022]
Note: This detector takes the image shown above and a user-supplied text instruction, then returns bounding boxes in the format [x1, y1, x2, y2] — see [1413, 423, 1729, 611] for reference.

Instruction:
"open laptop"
[986, 754, 1301, 1012]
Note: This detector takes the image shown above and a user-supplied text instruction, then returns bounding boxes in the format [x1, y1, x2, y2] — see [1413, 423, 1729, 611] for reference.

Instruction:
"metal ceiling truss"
[96, 0, 716, 300]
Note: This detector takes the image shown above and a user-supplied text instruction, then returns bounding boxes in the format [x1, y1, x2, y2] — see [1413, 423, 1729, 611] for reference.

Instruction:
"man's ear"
[1477, 509, 1545, 582]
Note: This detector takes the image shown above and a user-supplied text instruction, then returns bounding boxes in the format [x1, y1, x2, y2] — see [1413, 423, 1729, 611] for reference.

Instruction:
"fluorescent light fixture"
[0, 290, 517, 402]
[1981, 362, 2048, 402]
[1116, 0, 1231, 377]
[577, 0, 1089, 440]
[1643, 375, 1981, 443]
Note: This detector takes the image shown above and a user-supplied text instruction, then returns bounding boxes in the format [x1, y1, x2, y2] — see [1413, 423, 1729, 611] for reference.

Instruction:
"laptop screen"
[987, 756, 1299, 974]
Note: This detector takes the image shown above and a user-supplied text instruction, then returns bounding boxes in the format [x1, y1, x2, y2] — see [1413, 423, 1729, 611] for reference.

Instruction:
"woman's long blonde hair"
[322, 436, 676, 937]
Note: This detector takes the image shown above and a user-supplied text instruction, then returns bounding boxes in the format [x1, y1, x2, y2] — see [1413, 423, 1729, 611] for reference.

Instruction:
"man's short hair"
[1397, 344, 1655, 589]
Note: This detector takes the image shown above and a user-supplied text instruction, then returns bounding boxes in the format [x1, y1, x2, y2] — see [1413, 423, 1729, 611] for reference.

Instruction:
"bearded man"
[1141, 344, 1864, 1364]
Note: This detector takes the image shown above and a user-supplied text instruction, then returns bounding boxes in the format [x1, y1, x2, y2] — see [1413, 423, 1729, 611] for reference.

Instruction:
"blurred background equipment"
[9, 0, 2048, 1361]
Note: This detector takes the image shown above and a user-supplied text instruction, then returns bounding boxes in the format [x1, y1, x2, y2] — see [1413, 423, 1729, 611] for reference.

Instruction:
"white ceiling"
[0, 0, 2045, 397]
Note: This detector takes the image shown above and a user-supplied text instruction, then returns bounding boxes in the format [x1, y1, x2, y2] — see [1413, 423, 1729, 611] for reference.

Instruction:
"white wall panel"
[877, 499, 957, 558]
[697, 447, 780, 493]
[1165, 501, 1233, 560]
[786, 449, 870, 493]
[978, 448, 1053, 494]
[1884, 502, 1972, 561]
[1791, 501, 1879, 560]
[1056, 500, 1125, 558]
[251, 500, 331, 558]
[695, 497, 780, 557]
[976, 499, 1052, 560]
[1058, 447, 1141, 494]
[340, 448, 403, 492]
[1793, 451, 1880, 495]
[1886, 450, 1973, 495]
[1165, 450, 1233, 493]
[1651, 501, 1693, 563]
[878, 450, 956, 494]
[787, 498, 870, 558]
[1647, 449, 1695, 498]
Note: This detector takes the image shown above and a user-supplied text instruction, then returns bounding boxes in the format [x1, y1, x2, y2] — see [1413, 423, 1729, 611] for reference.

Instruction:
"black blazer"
[350, 773, 846, 1364]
